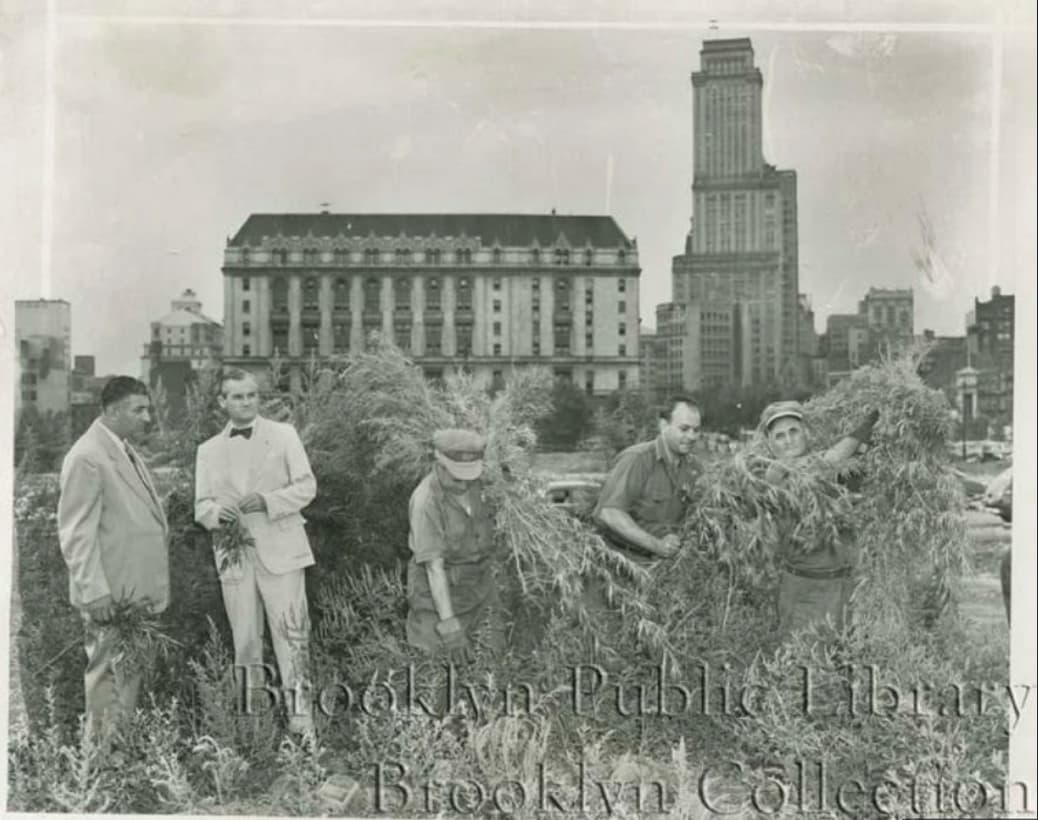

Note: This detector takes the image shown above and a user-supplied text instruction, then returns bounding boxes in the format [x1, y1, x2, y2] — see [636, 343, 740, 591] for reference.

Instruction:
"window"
[618, 301, 626, 313]
[554, 323, 571, 354]
[333, 322, 350, 352]
[395, 248, 413, 266]
[617, 249, 626, 265]
[394, 322, 411, 352]
[491, 370, 505, 391]
[457, 278, 472, 310]
[365, 248, 381, 265]
[493, 343, 502, 356]
[242, 321, 251, 337]
[456, 248, 472, 265]
[532, 338, 541, 356]
[554, 248, 570, 266]
[584, 249, 593, 266]
[242, 343, 251, 356]
[272, 323, 289, 353]
[242, 277, 251, 292]
[493, 278, 501, 291]
[585, 332, 593, 350]
[585, 372, 595, 395]
[302, 319, 320, 354]
[530, 248, 541, 265]
[493, 322, 502, 336]
[456, 323, 473, 355]
[425, 248, 441, 265]
[618, 278, 626, 293]
[425, 324, 442, 355]
[426, 278, 441, 310]
[532, 278, 541, 291]
[273, 248, 288, 265]
[334, 277, 350, 310]
[334, 248, 350, 266]
[618, 344, 627, 356]
[364, 277, 381, 312]
[303, 249, 317, 265]
[304, 278, 319, 310]
[618, 371, 627, 390]
[493, 300, 502, 313]
[492, 248, 503, 264]
[242, 299, 251, 314]
[394, 277, 412, 312]
[241, 248, 251, 266]
[272, 278, 288, 313]
[619, 323, 626, 336]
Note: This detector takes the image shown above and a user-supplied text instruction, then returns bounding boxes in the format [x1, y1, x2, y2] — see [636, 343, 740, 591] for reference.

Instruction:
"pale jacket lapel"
[91, 421, 165, 526]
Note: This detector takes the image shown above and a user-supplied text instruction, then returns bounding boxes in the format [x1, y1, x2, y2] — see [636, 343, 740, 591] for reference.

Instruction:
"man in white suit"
[194, 368, 317, 734]
[58, 376, 170, 738]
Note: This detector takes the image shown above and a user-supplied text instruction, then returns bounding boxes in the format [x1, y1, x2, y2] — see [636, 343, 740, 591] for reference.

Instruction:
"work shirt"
[594, 436, 700, 541]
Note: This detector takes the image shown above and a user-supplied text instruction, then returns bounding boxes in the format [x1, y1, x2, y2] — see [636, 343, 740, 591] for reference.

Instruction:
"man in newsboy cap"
[405, 429, 503, 660]
[759, 400, 880, 640]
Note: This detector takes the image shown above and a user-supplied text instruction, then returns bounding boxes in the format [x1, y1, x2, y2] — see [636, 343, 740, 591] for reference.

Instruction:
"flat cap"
[759, 400, 805, 432]
[433, 429, 487, 481]
[432, 429, 486, 456]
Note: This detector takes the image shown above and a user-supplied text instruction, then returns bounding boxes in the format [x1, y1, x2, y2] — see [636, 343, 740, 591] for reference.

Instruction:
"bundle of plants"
[298, 340, 669, 658]
[212, 517, 254, 574]
[95, 599, 183, 688]
[667, 349, 970, 650]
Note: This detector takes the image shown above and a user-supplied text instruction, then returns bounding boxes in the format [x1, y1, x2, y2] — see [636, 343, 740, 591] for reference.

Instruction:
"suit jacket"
[194, 415, 316, 577]
[57, 418, 170, 612]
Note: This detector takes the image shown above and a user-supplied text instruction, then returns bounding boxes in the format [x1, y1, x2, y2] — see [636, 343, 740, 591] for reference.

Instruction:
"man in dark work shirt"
[593, 397, 703, 563]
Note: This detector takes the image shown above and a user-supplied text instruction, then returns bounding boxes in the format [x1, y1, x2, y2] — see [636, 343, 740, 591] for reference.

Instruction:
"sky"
[5, 1, 1035, 376]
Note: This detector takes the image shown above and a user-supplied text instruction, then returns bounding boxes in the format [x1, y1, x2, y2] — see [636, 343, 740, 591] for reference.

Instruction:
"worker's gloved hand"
[850, 408, 880, 445]
[436, 616, 472, 666]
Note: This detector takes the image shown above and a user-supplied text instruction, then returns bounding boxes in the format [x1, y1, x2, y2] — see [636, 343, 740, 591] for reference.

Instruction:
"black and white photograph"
[3, 1, 1035, 817]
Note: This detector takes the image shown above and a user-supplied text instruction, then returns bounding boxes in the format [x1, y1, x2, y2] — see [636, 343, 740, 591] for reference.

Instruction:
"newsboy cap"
[759, 400, 805, 432]
[433, 428, 486, 480]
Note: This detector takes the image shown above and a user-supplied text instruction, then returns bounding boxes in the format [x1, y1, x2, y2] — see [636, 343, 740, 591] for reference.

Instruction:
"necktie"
[230, 427, 253, 439]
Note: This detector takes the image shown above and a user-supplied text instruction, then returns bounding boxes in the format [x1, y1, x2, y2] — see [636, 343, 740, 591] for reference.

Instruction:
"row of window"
[243, 247, 630, 267]
[248, 276, 628, 316]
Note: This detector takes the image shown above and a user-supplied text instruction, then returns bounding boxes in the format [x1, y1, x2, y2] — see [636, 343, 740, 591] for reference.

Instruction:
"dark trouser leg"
[777, 571, 853, 642]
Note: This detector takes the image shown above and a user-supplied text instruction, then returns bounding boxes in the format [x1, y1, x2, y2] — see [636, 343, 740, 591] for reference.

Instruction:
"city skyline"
[6, 5, 1032, 375]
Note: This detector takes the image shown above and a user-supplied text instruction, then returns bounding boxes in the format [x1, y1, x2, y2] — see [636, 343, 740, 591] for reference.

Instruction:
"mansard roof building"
[221, 212, 642, 394]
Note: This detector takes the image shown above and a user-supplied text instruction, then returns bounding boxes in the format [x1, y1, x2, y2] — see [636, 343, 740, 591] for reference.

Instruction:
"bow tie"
[230, 427, 253, 440]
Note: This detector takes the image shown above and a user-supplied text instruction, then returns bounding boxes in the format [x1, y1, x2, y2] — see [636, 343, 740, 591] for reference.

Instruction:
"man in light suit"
[194, 368, 317, 735]
[57, 376, 170, 738]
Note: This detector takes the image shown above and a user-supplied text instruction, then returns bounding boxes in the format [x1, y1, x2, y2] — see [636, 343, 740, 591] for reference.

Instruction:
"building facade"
[220, 213, 642, 394]
[670, 38, 800, 390]
[966, 286, 1014, 426]
[15, 299, 71, 417]
[859, 287, 914, 359]
[70, 355, 107, 438]
[140, 289, 223, 382]
[917, 330, 968, 407]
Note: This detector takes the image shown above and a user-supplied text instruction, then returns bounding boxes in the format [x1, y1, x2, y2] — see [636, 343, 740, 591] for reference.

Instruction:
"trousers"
[83, 617, 146, 739]
[777, 570, 859, 641]
[220, 549, 312, 725]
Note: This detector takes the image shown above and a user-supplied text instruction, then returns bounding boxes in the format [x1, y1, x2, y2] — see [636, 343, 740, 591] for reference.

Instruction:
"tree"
[535, 378, 595, 450]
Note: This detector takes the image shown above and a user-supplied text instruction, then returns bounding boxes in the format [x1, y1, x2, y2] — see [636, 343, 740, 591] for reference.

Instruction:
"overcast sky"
[6, 2, 1035, 376]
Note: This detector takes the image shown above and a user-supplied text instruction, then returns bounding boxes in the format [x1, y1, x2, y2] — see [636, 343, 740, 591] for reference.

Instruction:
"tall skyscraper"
[15, 299, 72, 418]
[671, 38, 799, 390]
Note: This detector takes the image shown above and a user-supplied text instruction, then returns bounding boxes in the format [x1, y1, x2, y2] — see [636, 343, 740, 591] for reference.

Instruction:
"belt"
[782, 562, 853, 580]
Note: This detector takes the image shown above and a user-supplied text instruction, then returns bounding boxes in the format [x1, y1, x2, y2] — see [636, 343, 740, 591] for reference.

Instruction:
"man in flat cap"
[406, 429, 502, 660]
[759, 400, 879, 640]
[593, 396, 703, 562]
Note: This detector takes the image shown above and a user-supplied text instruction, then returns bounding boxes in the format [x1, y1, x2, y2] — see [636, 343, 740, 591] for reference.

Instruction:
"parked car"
[542, 477, 604, 519]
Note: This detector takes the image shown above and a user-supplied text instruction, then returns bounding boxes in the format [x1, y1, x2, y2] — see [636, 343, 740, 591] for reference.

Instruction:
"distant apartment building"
[966, 286, 1014, 425]
[219, 212, 642, 394]
[15, 299, 71, 418]
[859, 287, 914, 359]
[824, 313, 870, 383]
[638, 328, 662, 398]
[140, 289, 223, 383]
[670, 38, 800, 390]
